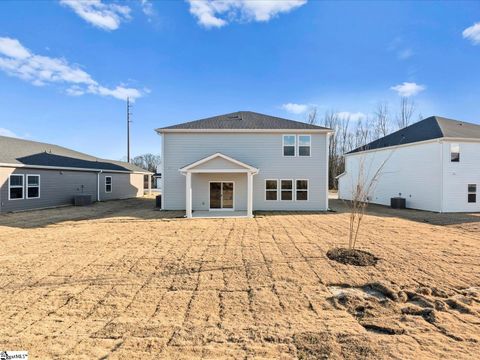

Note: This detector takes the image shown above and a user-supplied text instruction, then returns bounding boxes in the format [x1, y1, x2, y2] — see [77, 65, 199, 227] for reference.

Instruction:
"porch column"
[186, 171, 192, 218]
[247, 171, 253, 217]
[148, 174, 152, 195]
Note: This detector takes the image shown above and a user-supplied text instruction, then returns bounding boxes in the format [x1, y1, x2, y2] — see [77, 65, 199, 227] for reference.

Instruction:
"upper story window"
[468, 184, 477, 203]
[105, 176, 112, 193]
[298, 135, 311, 156]
[26, 175, 40, 199]
[450, 143, 460, 162]
[9, 174, 24, 200]
[283, 135, 296, 156]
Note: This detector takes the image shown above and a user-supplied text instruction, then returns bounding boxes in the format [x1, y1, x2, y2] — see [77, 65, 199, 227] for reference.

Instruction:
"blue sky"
[0, 0, 479, 160]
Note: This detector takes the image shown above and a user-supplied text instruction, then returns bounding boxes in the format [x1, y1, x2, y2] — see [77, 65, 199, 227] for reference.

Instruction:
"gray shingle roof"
[0, 136, 151, 173]
[157, 111, 331, 131]
[348, 116, 480, 154]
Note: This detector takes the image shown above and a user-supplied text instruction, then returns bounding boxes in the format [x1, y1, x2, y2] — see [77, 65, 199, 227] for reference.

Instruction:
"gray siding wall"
[163, 132, 328, 211]
[0, 168, 145, 213]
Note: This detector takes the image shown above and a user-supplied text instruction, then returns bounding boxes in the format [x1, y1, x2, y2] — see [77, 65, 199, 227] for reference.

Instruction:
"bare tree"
[347, 152, 393, 249]
[132, 153, 161, 173]
[306, 106, 318, 125]
[396, 97, 415, 129]
[373, 102, 390, 139]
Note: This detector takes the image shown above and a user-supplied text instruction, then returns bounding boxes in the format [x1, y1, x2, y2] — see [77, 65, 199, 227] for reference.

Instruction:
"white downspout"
[97, 170, 102, 202]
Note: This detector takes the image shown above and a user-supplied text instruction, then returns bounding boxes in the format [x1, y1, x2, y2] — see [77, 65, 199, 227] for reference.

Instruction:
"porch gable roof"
[179, 153, 258, 174]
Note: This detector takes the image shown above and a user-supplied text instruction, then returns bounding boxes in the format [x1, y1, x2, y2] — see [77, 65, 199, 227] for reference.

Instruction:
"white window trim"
[468, 183, 477, 203]
[280, 179, 294, 201]
[450, 143, 460, 162]
[105, 176, 112, 193]
[26, 174, 41, 199]
[282, 134, 296, 157]
[296, 179, 309, 201]
[8, 174, 24, 200]
[208, 180, 235, 211]
[265, 179, 279, 201]
[297, 135, 312, 157]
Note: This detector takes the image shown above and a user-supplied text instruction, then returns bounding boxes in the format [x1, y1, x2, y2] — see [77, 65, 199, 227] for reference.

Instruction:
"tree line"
[307, 97, 421, 189]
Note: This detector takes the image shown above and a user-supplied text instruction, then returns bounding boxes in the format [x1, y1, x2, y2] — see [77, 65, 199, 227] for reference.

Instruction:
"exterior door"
[210, 182, 234, 210]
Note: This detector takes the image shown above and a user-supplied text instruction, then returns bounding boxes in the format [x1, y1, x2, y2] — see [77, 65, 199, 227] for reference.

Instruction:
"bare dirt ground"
[0, 198, 479, 359]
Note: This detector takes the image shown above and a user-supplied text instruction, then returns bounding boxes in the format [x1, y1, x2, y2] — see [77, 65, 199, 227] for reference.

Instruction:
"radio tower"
[126, 97, 132, 162]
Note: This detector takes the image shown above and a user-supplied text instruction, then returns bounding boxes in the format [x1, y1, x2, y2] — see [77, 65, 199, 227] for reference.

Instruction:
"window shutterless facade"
[26, 175, 40, 199]
[450, 143, 460, 162]
[283, 135, 296, 156]
[296, 179, 308, 200]
[9, 174, 24, 200]
[265, 179, 278, 200]
[105, 176, 112, 193]
[468, 184, 477, 203]
[280, 179, 293, 200]
[298, 135, 311, 156]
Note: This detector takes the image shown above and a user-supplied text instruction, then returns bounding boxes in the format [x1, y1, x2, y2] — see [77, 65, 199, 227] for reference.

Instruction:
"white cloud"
[336, 111, 366, 121]
[0, 37, 142, 101]
[398, 48, 413, 60]
[60, 0, 131, 31]
[390, 82, 425, 97]
[187, 0, 307, 28]
[0, 128, 19, 138]
[140, 0, 156, 18]
[281, 102, 309, 114]
[463, 22, 480, 45]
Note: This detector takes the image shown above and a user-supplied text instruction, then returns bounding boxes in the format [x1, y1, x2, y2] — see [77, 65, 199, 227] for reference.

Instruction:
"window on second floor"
[468, 184, 477, 203]
[283, 135, 296, 156]
[450, 143, 460, 162]
[298, 135, 311, 156]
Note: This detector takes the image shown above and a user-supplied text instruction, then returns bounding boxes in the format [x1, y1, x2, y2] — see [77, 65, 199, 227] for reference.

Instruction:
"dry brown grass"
[0, 198, 479, 359]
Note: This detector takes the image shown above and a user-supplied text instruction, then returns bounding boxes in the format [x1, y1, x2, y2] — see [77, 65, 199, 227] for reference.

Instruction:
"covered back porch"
[179, 153, 258, 218]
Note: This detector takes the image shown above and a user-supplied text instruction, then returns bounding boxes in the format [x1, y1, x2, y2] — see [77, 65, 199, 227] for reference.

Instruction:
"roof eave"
[156, 128, 333, 134]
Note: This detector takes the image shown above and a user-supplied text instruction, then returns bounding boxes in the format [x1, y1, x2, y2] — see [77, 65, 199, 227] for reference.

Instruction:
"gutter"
[0, 162, 152, 175]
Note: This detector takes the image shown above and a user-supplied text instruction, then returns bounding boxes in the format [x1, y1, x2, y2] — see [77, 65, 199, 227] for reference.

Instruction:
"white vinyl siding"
[163, 132, 328, 211]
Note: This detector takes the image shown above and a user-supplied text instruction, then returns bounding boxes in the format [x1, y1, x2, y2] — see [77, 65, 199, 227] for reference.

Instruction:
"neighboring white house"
[156, 111, 332, 218]
[338, 116, 480, 213]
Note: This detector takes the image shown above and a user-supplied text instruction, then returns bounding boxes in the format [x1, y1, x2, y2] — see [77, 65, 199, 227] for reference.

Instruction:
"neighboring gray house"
[0, 136, 152, 213]
[156, 111, 332, 218]
[338, 116, 480, 213]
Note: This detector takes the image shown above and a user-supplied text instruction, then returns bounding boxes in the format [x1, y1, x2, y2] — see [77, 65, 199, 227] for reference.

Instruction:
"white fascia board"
[179, 152, 258, 173]
[156, 128, 333, 134]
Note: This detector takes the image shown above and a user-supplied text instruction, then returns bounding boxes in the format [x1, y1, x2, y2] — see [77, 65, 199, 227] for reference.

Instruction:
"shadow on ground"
[0, 197, 184, 229]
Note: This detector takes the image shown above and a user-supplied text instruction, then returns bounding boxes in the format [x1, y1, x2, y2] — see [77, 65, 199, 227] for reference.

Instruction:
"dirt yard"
[0, 198, 479, 359]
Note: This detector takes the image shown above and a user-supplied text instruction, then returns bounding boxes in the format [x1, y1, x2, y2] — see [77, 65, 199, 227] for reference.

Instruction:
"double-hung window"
[296, 180, 308, 200]
[105, 176, 112, 193]
[281, 180, 293, 200]
[468, 184, 477, 203]
[298, 135, 311, 156]
[450, 144, 460, 162]
[265, 180, 278, 200]
[9, 174, 24, 200]
[26, 175, 40, 199]
[283, 135, 296, 156]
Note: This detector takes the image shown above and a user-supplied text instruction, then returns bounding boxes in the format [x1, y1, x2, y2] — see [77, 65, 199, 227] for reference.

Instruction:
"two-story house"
[338, 116, 480, 212]
[156, 111, 332, 218]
